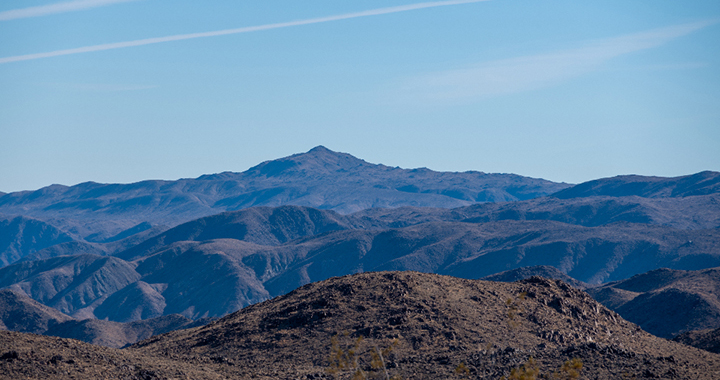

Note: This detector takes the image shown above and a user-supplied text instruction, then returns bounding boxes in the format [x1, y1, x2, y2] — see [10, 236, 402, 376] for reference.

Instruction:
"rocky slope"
[131, 271, 720, 379]
[0, 330, 221, 380]
[0, 288, 73, 333]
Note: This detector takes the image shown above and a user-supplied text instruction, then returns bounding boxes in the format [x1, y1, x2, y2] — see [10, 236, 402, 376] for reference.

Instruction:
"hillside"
[588, 267, 720, 338]
[131, 271, 720, 379]
[0, 288, 73, 334]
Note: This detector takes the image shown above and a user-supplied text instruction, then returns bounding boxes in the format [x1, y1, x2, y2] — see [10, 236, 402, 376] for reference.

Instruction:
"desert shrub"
[327, 331, 401, 380]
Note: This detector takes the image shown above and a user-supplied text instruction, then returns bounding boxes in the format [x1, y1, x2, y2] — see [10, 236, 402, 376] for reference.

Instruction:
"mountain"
[4, 212, 719, 324]
[116, 205, 359, 261]
[552, 171, 720, 199]
[44, 314, 208, 348]
[0, 254, 141, 319]
[0, 146, 569, 243]
[0, 287, 210, 348]
[131, 271, 720, 379]
[4, 272, 720, 378]
[481, 265, 590, 289]
[0, 216, 74, 266]
[588, 267, 720, 338]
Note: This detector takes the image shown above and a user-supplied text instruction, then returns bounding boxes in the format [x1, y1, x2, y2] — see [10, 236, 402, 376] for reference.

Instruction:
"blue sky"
[1, 0, 719, 192]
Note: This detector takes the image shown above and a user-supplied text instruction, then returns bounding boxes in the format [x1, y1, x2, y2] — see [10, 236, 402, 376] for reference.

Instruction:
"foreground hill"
[588, 267, 720, 338]
[0, 330, 221, 380]
[131, 271, 720, 379]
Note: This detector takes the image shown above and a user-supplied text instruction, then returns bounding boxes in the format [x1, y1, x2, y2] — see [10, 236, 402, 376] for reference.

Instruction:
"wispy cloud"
[0, 0, 140, 21]
[0, 0, 489, 64]
[400, 20, 717, 102]
[43, 82, 158, 92]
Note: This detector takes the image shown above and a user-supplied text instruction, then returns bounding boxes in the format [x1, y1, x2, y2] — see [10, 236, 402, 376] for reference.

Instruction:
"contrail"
[0, 0, 141, 21]
[0, 0, 489, 64]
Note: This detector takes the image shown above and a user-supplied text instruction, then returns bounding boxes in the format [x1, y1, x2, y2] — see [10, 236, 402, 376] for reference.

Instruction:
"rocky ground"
[132, 271, 720, 379]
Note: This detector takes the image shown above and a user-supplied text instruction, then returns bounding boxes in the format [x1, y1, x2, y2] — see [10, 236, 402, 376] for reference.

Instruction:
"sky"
[1, 0, 719, 192]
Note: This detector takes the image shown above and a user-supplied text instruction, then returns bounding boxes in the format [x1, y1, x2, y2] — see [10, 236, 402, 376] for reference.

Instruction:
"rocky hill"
[130, 271, 720, 379]
[588, 267, 720, 338]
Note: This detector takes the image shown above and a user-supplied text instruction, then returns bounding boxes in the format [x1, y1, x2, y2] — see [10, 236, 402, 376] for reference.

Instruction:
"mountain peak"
[307, 145, 332, 153]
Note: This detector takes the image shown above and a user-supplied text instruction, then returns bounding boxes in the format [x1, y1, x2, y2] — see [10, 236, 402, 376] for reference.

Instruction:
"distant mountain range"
[0, 146, 568, 242]
[0, 146, 719, 351]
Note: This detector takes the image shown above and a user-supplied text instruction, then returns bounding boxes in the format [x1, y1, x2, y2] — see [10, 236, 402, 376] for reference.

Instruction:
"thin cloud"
[0, 0, 489, 64]
[0, 0, 140, 21]
[44, 82, 158, 92]
[400, 20, 717, 102]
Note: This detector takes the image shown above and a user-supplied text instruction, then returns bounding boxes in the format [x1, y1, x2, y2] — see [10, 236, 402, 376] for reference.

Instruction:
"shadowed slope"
[0, 288, 73, 334]
[588, 267, 720, 338]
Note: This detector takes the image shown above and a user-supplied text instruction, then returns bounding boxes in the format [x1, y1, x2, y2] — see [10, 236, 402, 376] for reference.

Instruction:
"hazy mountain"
[0, 254, 141, 318]
[44, 314, 206, 348]
[481, 265, 590, 289]
[4, 211, 719, 324]
[0, 146, 569, 240]
[552, 170, 720, 199]
[355, 194, 720, 230]
[116, 205, 358, 261]
[260, 220, 720, 293]
[0, 287, 208, 348]
[0, 216, 74, 266]
[588, 267, 720, 338]
[130, 271, 720, 379]
[0, 288, 73, 334]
